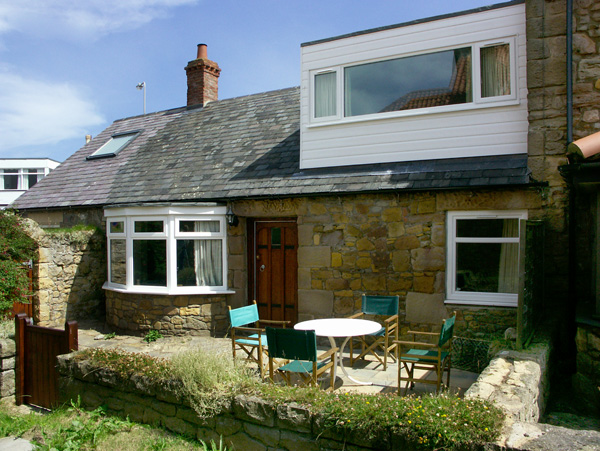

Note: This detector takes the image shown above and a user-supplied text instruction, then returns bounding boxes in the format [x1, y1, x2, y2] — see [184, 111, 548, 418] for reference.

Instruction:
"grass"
[76, 347, 504, 449]
[0, 399, 227, 450]
[143, 329, 163, 343]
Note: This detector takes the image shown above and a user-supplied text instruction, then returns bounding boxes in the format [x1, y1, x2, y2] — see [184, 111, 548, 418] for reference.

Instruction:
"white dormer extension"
[299, 1, 527, 170]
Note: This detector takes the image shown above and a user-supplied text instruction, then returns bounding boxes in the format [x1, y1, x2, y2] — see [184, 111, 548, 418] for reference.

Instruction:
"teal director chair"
[228, 301, 289, 378]
[349, 294, 399, 370]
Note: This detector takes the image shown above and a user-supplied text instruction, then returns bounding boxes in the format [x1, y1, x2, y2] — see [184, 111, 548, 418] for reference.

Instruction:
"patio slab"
[76, 321, 478, 396]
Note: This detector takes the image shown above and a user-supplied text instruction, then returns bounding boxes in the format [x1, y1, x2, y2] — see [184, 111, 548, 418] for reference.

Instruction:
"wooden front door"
[249, 220, 298, 324]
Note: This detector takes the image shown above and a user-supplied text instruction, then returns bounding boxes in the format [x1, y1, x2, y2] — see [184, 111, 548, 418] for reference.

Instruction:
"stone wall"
[465, 342, 551, 424]
[105, 291, 228, 336]
[25, 220, 106, 327]
[0, 339, 15, 401]
[526, 0, 570, 322]
[57, 353, 419, 451]
[573, 323, 600, 415]
[235, 188, 541, 338]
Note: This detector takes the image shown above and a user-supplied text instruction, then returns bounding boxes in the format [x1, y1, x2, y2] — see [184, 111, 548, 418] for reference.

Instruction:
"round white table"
[294, 318, 381, 385]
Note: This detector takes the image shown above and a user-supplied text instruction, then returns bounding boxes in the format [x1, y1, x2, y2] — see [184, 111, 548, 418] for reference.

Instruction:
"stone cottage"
[14, 0, 577, 355]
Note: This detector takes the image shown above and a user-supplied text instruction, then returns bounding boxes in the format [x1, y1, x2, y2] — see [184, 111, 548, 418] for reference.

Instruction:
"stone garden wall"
[24, 220, 106, 327]
[465, 342, 551, 424]
[57, 353, 419, 451]
[0, 339, 15, 401]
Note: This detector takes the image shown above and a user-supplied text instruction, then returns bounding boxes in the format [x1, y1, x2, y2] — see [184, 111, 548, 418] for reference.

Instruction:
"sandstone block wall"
[106, 291, 228, 336]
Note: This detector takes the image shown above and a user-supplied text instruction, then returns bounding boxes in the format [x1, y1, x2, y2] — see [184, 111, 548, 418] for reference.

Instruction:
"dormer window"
[310, 39, 516, 123]
[87, 131, 140, 160]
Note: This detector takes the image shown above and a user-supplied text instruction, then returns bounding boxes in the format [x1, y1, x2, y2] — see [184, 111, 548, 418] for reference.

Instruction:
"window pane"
[110, 239, 127, 285]
[90, 133, 137, 158]
[456, 242, 519, 293]
[177, 239, 223, 287]
[109, 221, 124, 234]
[4, 169, 19, 189]
[179, 220, 220, 233]
[315, 72, 337, 118]
[344, 47, 471, 117]
[134, 221, 163, 233]
[27, 174, 41, 189]
[481, 44, 511, 97]
[133, 240, 166, 286]
[457, 218, 519, 238]
[271, 227, 281, 247]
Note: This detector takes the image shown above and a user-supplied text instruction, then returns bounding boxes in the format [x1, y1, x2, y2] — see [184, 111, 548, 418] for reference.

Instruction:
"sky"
[0, 0, 496, 163]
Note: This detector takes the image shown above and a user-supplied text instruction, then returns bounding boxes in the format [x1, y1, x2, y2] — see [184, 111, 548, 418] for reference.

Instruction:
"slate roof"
[14, 86, 532, 211]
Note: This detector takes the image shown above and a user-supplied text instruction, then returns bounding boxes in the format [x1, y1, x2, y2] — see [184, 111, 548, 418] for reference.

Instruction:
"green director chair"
[396, 312, 456, 395]
[266, 327, 338, 390]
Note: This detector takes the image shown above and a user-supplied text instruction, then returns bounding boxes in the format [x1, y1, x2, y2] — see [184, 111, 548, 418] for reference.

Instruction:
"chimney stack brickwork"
[185, 44, 220, 107]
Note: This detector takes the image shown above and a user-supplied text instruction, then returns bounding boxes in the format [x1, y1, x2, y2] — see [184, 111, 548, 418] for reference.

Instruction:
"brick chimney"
[185, 43, 221, 107]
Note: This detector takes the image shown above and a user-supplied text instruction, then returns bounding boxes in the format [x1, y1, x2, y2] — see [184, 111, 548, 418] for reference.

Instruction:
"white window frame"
[309, 37, 518, 124]
[104, 206, 232, 295]
[1, 168, 48, 191]
[446, 210, 527, 307]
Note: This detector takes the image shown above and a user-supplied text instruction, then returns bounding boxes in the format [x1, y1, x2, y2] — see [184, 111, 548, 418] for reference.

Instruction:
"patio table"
[294, 318, 381, 385]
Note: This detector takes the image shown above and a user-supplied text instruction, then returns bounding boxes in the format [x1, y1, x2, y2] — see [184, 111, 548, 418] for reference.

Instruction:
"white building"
[0, 159, 60, 208]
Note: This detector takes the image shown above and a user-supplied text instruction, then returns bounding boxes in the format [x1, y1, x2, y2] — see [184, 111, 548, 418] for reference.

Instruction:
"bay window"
[104, 206, 230, 294]
[311, 38, 516, 123]
[446, 210, 527, 307]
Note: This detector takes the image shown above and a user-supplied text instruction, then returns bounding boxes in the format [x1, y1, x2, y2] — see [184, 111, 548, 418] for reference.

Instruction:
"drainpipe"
[565, 0, 577, 371]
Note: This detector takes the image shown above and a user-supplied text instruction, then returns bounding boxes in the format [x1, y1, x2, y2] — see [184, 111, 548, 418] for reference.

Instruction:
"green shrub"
[0, 210, 36, 317]
[144, 330, 163, 343]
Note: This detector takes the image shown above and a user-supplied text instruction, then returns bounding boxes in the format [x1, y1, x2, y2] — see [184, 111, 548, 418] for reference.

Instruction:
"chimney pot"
[85, 134, 92, 144]
[197, 43, 207, 60]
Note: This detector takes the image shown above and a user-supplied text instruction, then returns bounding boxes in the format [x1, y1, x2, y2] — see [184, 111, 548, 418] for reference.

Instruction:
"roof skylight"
[87, 131, 140, 160]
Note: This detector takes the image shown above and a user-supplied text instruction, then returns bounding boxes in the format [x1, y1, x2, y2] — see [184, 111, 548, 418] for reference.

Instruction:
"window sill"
[444, 298, 517, 308]
[307, 98, 520, 129]
[103, 282, 235, 296]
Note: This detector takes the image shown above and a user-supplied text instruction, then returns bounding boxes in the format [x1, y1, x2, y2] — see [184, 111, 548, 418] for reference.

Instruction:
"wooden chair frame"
[228, 301, 290, 378]
[266, 327, 338, 390]
[349, 294, 399, 370]
[395, 312, 456, 396]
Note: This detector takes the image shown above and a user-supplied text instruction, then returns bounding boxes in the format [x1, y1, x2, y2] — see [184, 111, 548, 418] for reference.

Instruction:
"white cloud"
[0, 71, 105, 154]
[0, 0, 198, 40]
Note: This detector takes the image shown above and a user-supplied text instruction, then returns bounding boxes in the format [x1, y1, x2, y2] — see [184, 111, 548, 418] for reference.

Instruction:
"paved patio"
[76, 321, 478, 396]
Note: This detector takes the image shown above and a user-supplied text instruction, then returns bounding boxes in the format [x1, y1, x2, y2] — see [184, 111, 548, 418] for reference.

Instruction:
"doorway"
[248, 219, 298, 324]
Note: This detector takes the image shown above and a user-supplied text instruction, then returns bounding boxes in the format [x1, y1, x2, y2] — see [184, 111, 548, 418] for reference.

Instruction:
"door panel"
[252, 221, 298, 324]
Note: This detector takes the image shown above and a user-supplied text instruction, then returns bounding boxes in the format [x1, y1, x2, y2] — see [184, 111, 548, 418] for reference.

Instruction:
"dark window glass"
[344, 47, 472, 117]
[110, 239, 126, 285]
[176, 239, 223, 286]
[134, 221, 163, 233]
[133, 240, 166, 286]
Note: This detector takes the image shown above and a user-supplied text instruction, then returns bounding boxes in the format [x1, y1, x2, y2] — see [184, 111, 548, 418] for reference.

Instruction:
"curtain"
[480, 44, 510, 97]
[194, 221, 222, 286]
[314, 72, 336, 118]
[498, 219, 519, 293]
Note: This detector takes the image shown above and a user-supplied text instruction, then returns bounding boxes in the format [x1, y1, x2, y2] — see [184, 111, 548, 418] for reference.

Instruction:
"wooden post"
[14, 314, 28, 406]
[65, 321, 78, 353]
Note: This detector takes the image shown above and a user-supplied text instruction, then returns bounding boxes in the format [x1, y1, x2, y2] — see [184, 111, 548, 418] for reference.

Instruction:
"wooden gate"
[15, 314, 78, 409]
